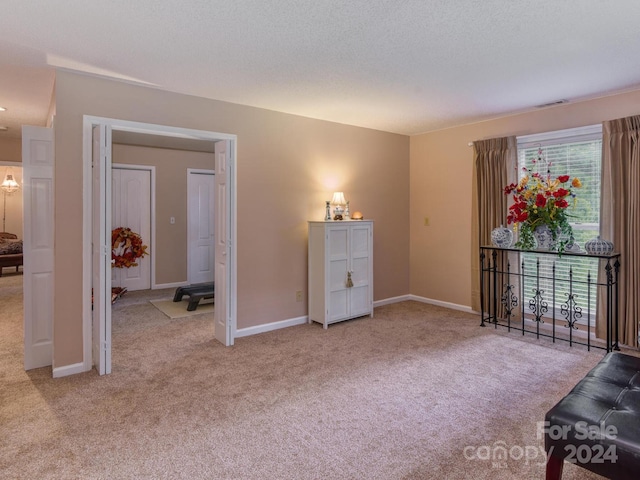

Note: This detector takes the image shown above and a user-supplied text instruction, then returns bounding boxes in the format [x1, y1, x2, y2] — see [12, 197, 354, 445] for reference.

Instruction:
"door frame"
[187, 168, 215, 285]
[81, 116, 237, 372]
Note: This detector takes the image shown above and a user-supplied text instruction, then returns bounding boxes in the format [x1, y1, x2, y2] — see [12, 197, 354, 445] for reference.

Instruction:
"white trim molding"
[408, 295, 476, 314]
[373, 295, 412, 307]
[235, 316, 308, 338]
[235, 294, 473, 339]
[52, 362, 86, 378]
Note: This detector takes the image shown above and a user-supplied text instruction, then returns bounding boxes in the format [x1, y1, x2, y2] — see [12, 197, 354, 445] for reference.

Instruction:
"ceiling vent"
[535, 99, 569, 108]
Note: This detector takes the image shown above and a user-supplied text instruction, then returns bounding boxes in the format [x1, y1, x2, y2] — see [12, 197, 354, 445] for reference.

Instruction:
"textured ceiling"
[1, 0, 640, 140]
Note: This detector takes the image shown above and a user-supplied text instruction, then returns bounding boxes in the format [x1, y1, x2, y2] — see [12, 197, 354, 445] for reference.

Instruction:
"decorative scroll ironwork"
[501, 260, 518, 323]
[501, 283, 518, 319]
[561, 293, 582, 329]
[528, 258, 547, 323]
[528, 288, 548, 323]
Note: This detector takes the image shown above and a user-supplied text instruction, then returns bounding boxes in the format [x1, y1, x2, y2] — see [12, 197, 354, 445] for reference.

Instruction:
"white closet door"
[22, 126, 54, 370]
[348, 224, 372, 317]
[328, 226, 349, 322]
[111, 167, 151, 291]
[188, 171, 215, 285]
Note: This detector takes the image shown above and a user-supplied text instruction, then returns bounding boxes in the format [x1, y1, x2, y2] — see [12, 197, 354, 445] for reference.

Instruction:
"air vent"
[535, 99, 568, 108]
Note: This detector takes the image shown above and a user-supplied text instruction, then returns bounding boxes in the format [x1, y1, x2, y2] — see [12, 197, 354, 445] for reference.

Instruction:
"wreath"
[111, 227, 149, 268]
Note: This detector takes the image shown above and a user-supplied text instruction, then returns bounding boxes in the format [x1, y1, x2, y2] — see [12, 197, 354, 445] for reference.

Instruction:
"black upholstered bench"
[173, 282, 214, 311]
[544, 352, 640, 480]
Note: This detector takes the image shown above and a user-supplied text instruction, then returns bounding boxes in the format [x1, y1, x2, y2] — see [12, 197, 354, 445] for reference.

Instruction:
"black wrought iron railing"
[480, 246, 620, 352]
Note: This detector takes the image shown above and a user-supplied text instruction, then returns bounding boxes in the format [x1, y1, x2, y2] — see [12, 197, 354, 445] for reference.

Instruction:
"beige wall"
[0, 137, 22, 162]
[54, 70, 410, 368]
[410, 89, 640, 309]
[113, 144, 215, 284]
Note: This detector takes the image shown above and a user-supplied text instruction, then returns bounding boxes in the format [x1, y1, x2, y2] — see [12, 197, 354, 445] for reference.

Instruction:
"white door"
[188, 170, 215, 285]
[92, 124, 112, 375]
[349, 224, 372, 317]
[112, 167, 151, 291]
[214, 141, 232, 346]
[22, 126, 54, 370]
[328, 225, 349, 322]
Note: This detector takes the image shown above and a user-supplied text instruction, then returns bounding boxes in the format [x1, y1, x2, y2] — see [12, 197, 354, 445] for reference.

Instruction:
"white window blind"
[517, 125, 602, 321]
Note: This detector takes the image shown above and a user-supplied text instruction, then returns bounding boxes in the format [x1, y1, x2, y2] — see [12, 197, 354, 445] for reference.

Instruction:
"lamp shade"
[1, 173, 19, 193]
[330, 191, 346, 206]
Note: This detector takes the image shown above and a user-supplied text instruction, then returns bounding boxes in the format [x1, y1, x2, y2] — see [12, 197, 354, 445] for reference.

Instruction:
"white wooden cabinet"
[308, 220, 373, 328]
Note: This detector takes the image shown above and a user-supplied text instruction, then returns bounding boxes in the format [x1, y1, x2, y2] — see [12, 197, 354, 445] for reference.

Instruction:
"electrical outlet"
[296, 290, 303, 302]
[424, 217, 430, 226]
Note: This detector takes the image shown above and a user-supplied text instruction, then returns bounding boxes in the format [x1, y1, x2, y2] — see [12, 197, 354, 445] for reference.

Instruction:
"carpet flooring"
[1, 272, 625, 479]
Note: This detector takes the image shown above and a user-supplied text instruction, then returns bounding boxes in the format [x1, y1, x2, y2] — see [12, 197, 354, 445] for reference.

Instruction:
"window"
[516, 125, 602, 323]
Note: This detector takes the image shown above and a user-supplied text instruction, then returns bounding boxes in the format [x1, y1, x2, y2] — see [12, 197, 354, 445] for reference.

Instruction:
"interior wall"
[409, 88, 640, 309]
[113, 144, 214, 285]
[0, 137, 22, 162]
[54, 70, 410, 368]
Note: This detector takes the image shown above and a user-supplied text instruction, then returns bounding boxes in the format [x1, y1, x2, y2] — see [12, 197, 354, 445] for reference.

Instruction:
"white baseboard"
[235, 315, 308, 338]
[195, 294, 472, 342]
[52, 362, 88, 378]
[408, 295, 476, 314]
[373, 294, 412, 307]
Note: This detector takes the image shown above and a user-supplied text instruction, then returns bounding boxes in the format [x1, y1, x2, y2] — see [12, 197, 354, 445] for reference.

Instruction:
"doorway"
[0, 164, 24, 238]
[82, 117, 237, 375]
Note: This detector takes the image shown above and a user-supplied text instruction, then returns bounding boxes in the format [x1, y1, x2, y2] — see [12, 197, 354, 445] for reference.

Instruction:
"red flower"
[557, 175, 570, 183]
[553, 188, 569, 198]
[535, 193, 547, 208]
[509, 200, 528, 215]
[555, 199, 569, 208]
[503, 183, 517, 195]
[507, 210, 529, 224]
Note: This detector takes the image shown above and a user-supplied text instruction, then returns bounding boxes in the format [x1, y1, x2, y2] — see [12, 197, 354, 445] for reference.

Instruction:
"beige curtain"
[471, 137, 517, 314]
[600, 115, 640, 348]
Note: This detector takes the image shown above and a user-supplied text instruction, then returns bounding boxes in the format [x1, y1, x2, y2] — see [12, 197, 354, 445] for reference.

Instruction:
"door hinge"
[102, 341, 110, 351]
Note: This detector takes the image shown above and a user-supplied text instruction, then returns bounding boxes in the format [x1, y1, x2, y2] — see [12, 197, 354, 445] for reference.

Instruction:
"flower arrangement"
[111, 227, 149, 268]
[504, 150, 582, 252]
